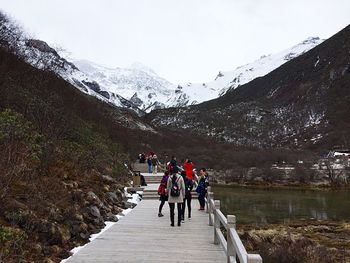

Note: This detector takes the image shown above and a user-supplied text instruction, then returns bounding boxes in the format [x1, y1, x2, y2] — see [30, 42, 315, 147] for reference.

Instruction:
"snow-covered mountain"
[171, 37, 324, 105]
[71, 59, 174, 112]
[68, 37, 323, 113]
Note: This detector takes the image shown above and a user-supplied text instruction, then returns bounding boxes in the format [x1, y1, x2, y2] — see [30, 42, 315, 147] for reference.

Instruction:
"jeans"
[148, 164, 152, 173]
[198, 192, 206, 209]
[169, 203, 182, 226]
[182, 195, 192, 219]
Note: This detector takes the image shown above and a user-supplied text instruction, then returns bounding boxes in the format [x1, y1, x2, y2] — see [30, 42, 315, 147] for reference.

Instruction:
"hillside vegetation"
[0, 42, 136, 261]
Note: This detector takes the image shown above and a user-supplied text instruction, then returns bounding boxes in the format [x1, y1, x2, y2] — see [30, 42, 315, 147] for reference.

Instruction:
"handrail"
[206, 186, 263, 263]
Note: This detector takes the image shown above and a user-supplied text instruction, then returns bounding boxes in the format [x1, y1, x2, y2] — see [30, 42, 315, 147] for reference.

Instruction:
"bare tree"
[324, 158, 347, 186]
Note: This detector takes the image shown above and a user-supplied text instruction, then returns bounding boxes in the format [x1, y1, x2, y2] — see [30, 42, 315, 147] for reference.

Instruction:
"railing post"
[247, 254, 263, 263]
[208, 192, 214, 226]
[213, 200, 220, 245]
[206, 186, 211, 213]
[227, 215, 237, 263]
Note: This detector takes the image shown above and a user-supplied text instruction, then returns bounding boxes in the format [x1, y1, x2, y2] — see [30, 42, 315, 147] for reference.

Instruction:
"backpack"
[158, 175, 168, 195]
[157, 184, 166, 195]
[170, 175, 180, 197]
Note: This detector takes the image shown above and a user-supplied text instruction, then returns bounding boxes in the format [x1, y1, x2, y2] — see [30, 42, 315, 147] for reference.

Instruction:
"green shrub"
[0, 226, 27, 261]
[0, 109, 43, 198]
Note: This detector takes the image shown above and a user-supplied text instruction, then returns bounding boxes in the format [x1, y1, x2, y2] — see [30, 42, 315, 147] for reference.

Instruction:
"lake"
[212, 185, 350, 225]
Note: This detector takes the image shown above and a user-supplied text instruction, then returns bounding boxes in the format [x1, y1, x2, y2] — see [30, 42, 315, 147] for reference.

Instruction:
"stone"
[105, 212, 118, 222]
[71, 190, 85, 202]
[50, 225, 71, 245]
[79, 232, 90, 239]
[71, 222, 89, 237]
[105, 192, 119, 204]
[101, 175, 115, 183]
[72, 213, 84, 222]
[86, 192, 103, 207]
[88, 206, 101, 218]
[32, 243, 42, 254]
[50, 245, 61, 254]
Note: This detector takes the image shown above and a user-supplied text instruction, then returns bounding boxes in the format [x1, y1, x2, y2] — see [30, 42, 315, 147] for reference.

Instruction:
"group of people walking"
[138, 152, 160, 175]
[157, 156, 209, 227]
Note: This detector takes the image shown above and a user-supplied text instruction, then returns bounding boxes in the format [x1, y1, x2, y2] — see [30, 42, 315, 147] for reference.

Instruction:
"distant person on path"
[157, 171, 169, 217]
[139, 153, 146, 163]
[167, 171, 185, 226]
[152, 154, 160, 175]
[180, 171, 194, 222]
[196, 168, 209, 210]
[147, 155, 152, 174]
[183, 159, 194, 180]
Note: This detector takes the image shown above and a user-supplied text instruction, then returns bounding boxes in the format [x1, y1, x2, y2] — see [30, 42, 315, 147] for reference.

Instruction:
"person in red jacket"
[183, 159, 194, 180]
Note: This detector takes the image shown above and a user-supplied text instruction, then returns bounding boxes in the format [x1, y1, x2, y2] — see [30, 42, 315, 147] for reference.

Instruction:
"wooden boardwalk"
[66, 180, 226, 262]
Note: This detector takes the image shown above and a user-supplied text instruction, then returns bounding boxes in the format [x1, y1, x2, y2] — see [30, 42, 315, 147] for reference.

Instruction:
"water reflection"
[212, 186, 350, 225]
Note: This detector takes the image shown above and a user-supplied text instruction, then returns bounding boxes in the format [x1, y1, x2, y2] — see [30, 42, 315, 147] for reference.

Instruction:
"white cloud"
[0, 0, 349, 83]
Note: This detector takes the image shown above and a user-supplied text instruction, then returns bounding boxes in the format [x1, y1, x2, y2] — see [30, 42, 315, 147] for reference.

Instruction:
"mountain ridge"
[145, 24, 350, 150]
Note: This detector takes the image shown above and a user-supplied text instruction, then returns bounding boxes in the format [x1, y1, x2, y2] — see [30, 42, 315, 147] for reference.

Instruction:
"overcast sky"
[1, 0, 350, 83]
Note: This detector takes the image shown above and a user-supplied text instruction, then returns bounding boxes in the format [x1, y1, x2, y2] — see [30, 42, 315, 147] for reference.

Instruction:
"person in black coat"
[181, 171, 194, 221]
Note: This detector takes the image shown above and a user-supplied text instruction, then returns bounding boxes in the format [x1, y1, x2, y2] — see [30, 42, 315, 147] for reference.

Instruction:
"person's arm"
[166, 177, 171, 196]
[180, 177, 186, 198]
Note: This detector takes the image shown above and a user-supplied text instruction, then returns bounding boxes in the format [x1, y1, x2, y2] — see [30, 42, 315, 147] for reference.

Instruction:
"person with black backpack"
[167, 171, 185, 227]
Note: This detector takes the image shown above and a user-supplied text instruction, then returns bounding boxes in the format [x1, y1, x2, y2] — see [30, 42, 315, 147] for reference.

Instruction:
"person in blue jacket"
[196, 168, 209, 210]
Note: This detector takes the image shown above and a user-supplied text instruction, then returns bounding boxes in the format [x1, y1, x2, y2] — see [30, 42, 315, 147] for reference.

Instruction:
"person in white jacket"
[167, 173, 185, 227]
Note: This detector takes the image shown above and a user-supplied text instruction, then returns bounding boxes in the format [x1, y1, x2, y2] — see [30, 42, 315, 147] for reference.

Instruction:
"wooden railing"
[206, 186, 263, 263]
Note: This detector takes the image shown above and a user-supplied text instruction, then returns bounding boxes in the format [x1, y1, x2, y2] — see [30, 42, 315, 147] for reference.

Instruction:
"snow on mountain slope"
[169, 37, 324, 107]
[69, 37, 322, 112]
[66, 36, 323, 112]
[71, 59, 174, 112]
